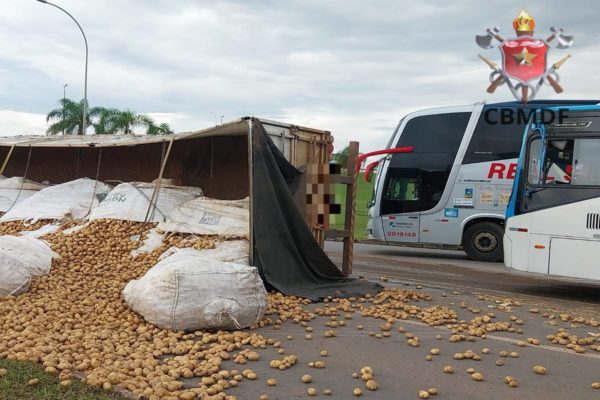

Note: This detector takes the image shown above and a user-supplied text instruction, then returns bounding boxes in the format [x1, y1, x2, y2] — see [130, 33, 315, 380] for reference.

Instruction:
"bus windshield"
[527, 137, 600, 187]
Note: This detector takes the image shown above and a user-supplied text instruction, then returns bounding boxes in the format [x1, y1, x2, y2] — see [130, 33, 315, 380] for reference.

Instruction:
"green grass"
[0, 359, 128, 400]
[330, 172, 374, 240]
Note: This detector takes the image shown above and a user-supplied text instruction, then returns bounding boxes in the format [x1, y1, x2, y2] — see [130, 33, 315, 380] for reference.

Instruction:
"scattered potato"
[534, 365, 547, 375]
[443, 366, 454, 374]
[308, 387, 317, 396]
[471, 372, 484, 381]
[418, 390, 430, 399]
[366, 379, 378, 390]
[353, 387, 363, 397]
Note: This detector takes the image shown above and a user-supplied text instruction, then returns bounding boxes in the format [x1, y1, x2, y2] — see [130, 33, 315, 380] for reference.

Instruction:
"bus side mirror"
[364, 160, 380, 182]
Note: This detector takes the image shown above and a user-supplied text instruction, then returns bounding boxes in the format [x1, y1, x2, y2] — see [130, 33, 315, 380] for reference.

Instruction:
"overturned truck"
[0, 117, 378, 301]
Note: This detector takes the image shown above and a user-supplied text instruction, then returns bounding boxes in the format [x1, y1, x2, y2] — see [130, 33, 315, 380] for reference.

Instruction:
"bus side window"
[463, 111, 525, 164]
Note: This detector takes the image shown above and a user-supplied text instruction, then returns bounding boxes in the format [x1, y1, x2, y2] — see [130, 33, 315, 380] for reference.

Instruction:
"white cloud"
[0, 0, 598, 152]
[0, 110, 47, 136]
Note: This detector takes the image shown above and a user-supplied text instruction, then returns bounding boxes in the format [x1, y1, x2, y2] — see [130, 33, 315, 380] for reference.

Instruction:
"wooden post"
[144, 139, 174, 222]
[0, 145, 15, 176]
[342, 141, 359, 275]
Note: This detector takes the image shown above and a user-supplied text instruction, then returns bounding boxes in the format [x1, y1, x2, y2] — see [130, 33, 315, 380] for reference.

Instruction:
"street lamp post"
[62, 83, 67, 135]
[37, 0, 88, 135]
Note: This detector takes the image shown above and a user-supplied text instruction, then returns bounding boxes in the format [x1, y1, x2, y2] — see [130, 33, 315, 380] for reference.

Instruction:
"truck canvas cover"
[252, 120, 380, 300]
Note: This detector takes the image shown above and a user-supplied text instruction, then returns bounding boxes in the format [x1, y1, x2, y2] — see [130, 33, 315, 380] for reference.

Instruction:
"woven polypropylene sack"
[0, 177, 48, 213]
[0, 236, 58, 296]
[123, 248, 266, 331]
[0, 178, 113, 222]
[157, 197, 249, 236]
[90, 182, 203, 223]
[159, 240, 249, 265]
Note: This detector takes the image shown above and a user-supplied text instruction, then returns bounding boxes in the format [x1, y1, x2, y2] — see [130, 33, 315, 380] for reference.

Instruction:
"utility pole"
[62, 83, 68, 135]
[37, 0, 88, 135]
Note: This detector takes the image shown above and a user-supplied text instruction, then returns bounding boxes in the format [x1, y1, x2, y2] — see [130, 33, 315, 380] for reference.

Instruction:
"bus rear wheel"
[462, 222, 504, 262]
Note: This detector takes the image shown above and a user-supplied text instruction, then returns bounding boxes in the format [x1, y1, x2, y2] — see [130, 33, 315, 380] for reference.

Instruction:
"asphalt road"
[324, 241, 600, 306]
[223, 242, 600, 400]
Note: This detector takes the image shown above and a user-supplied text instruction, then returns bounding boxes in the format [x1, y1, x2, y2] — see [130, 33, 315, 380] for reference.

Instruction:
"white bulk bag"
[130, 228, 165, 256]
[0, 177, 48, 213]
[90, 182, 203, 223]
[160, 240, 249, 265]
[0, 236, 59, 296]
[123, 248, 266, 331]
[0, 265, 30, 297]
[157, 197, 249, 237]
[0, 178, 113, 222]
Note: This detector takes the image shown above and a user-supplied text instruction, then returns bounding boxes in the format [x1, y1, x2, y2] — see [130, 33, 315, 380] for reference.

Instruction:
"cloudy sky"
[1, 0, 599, 152]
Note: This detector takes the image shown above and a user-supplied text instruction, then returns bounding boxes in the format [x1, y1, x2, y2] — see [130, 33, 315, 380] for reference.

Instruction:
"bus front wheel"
[462, 222, 504, 262]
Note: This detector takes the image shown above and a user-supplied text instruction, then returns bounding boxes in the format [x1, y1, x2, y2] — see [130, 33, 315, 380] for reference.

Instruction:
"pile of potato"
[0, 215, 454, 399]
[0, 219, 256, 400]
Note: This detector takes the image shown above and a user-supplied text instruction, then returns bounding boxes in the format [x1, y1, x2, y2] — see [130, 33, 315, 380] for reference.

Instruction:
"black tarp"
[251, 119, 381, 301]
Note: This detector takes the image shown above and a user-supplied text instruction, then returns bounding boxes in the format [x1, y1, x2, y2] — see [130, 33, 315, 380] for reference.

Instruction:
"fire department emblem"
[476, 9, 573, 102]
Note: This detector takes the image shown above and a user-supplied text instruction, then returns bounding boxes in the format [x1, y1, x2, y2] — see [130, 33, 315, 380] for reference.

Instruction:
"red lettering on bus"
[488, 162, 518, 179]
[507, 163, 517, 179]
[488, 163, 505, 179]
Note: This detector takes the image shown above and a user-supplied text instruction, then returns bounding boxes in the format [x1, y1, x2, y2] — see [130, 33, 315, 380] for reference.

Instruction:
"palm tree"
[46, 99, 103, 135]
[47, 100, 174, 135]
[108, 110, 145, 134]
[146, 122, 174, 135]
[94, 109, 173, 135]
[93, 108, 119, 134]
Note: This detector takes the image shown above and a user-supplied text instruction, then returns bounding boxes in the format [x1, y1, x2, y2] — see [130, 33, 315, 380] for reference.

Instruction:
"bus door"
[380, 171, 421, 243]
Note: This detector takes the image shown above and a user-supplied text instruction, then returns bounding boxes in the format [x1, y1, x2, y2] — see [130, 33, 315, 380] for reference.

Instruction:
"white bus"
[504, 106, 600, 280]
[367, 100, 599, 261]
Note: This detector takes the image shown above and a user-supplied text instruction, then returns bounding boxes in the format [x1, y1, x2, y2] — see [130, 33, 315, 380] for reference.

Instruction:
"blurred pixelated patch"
[305, 163, 341, 228]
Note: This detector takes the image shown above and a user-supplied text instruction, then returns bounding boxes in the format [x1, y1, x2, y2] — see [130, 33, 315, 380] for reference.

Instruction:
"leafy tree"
[46, 99, 103, 135]
[332, 146, 350, 169]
